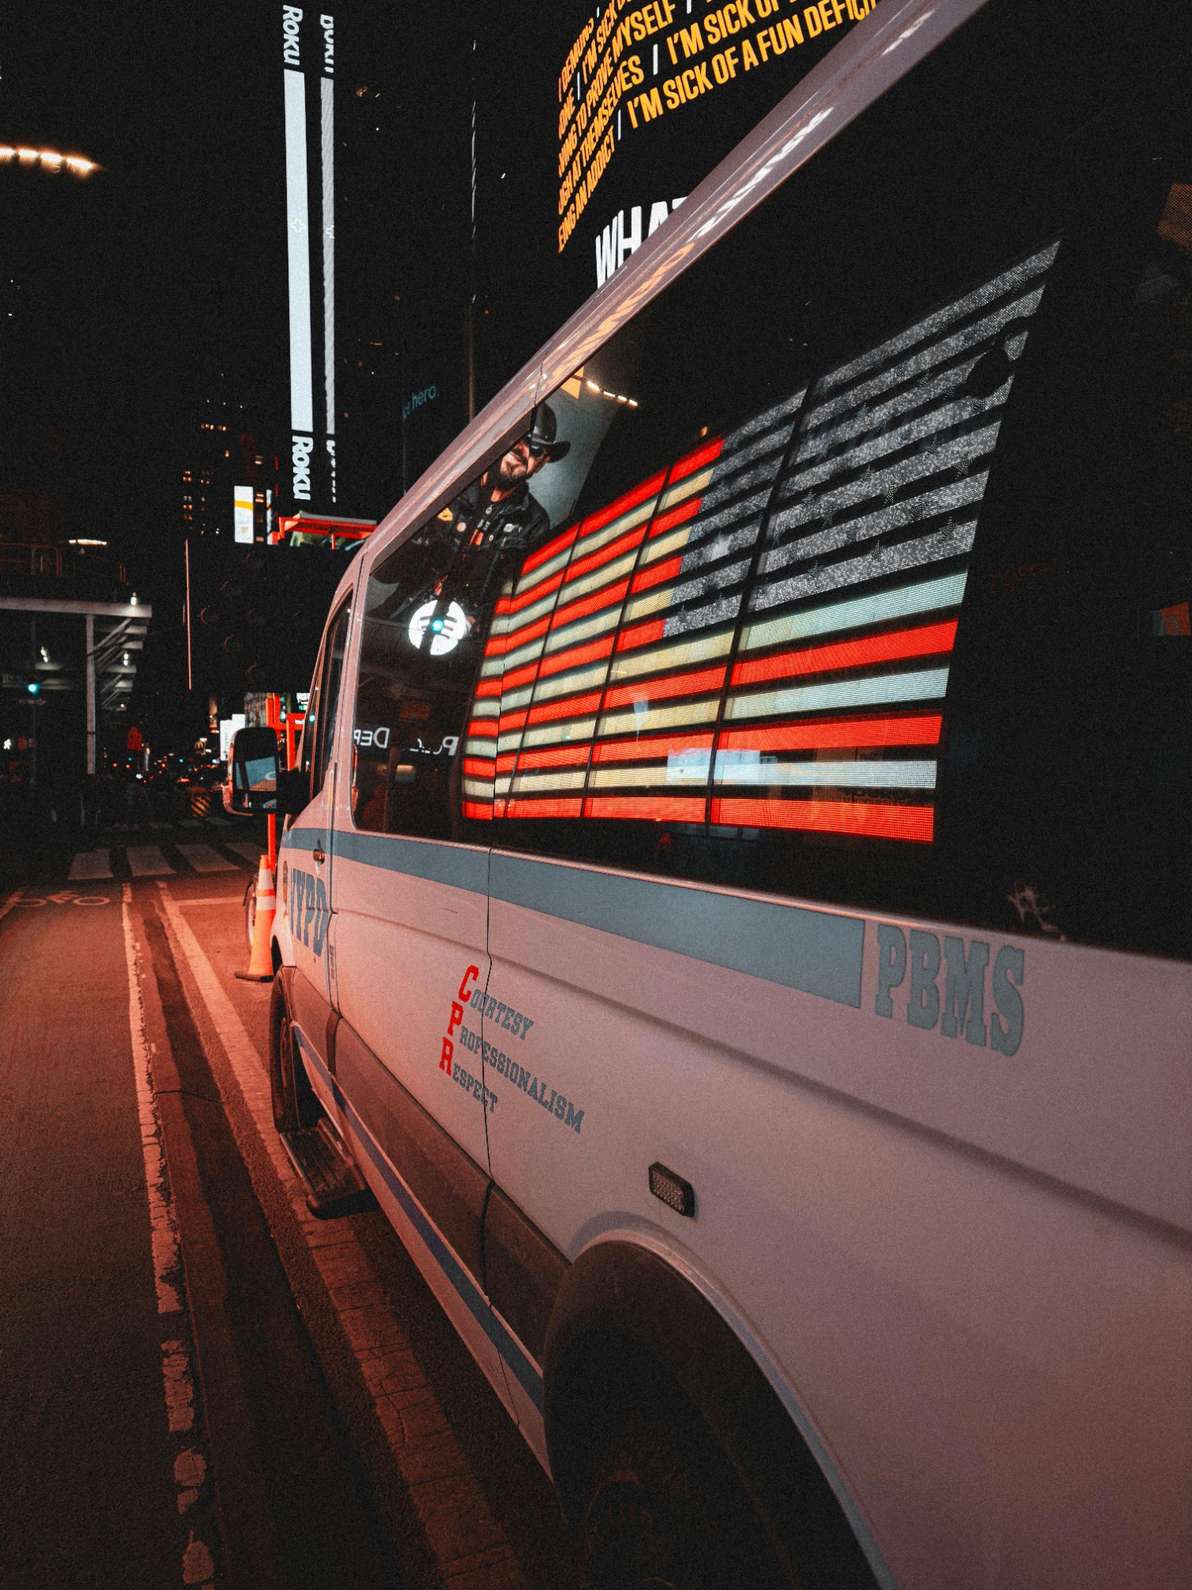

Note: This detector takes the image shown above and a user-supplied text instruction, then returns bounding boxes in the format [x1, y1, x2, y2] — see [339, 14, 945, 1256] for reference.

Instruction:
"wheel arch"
[542, 1239, 884, 1589]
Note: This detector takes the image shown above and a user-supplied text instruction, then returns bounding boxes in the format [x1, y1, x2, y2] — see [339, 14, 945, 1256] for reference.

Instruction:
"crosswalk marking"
[127, 846, 174, 877]
[224, 841, 263, 864]
[177, 844, 236, 874]
[68, 850, 114, 881]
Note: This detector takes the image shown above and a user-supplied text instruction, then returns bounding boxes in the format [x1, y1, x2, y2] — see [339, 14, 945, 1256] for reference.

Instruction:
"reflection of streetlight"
[408, 599, 468, 656]
[0, 145, 100, 176]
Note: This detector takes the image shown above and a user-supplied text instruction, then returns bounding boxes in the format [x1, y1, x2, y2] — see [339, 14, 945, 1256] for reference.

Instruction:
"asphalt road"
[0, 826, 574, 1590]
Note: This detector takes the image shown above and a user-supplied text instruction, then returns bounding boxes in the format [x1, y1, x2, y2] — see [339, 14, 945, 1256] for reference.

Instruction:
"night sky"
[0, 4, 561, 581]
[3, 3, 287, 566]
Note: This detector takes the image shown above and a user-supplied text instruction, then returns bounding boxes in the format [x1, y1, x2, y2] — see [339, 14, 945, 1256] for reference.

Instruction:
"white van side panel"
[482, 857, 1192, 1590]
[330, 846, 491, 1181]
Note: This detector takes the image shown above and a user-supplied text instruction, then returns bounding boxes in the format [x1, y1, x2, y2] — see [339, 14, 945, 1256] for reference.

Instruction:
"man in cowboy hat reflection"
[448, 401, 571, 555]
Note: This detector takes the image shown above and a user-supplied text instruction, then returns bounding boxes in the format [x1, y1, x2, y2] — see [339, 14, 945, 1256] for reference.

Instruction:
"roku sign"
[292, 434, 313, 500]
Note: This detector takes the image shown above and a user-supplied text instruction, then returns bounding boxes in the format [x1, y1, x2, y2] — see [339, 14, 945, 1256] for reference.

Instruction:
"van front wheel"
[269, 975, 320, 1133]
[580, 1377, 789, 1590]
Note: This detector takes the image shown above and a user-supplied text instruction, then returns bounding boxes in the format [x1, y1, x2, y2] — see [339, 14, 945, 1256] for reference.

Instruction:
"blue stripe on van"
[333, 829, 490, 893]
[310, 824, 863, 1009]
[293, 1028, 545, 1413]
[491, 852, 864, 1009]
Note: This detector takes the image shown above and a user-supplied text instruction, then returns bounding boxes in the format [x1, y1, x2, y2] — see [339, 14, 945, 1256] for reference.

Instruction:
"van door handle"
[312, 843, 326, 865]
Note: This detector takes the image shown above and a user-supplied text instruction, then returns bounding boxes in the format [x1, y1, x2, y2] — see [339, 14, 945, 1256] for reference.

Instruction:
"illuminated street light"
[0, 144, 100, 177]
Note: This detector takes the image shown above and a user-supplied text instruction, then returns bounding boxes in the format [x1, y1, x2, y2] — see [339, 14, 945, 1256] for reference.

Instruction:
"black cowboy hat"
[524, 401, 570, 461]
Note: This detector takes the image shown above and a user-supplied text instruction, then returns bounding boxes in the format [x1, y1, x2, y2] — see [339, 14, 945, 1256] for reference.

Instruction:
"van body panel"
[335, 1016, 491, 1284]
[483, 875, 1192, 1590]
[329, 844, 493, 1240]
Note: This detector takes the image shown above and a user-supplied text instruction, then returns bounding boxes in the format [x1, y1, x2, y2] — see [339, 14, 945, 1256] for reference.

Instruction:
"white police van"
[248, 3, 1192, 1583]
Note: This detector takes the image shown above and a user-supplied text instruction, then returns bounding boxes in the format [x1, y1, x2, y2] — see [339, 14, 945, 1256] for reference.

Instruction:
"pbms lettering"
[875, 926, 1025, 1056]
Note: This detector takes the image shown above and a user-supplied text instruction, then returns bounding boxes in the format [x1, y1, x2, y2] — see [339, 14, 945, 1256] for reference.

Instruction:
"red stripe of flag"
[488, 656, 541, 693]
[602, 664, 726, 711]
[500, 566, 565, 618]
[670, 436, 724, 482]
[503, 796, 584, 819]
[505, 743, 592, 771]
[465, 718, 498, 738]
[582, 794, 706, 822]
[537, 632, 616, 679]
[718, 713, 943, 752]
[526, 688, 604, 725]
[631, 555, 682, 594]
[580, 470, 666, 538]
[564, 525, 647, 587]
[484, 611, 552, 657]
[711, 796, 934, 842]
[550, 575, 631, 632]
[521, 523, 579, 577]
[592, 731, 713, 764]
[731, 621, 958, 688]
[616, 617, 666, 652]
[646, 494, 702, 540]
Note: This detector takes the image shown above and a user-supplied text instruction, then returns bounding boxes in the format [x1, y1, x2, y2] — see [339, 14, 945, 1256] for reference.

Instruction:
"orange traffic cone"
[236, 855, 276, 983]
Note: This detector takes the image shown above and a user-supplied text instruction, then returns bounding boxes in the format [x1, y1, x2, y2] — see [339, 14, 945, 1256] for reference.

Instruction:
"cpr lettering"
[440, 963, 480, 1078]
[875, 926, 1024, 1056]
[289, 867, 329, 955]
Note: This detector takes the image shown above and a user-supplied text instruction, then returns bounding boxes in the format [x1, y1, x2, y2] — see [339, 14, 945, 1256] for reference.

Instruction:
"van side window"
[301, 600, 351, 801]
[350, 496, 530, 840]
[458, 29, 1192, 958]
[347, 17, 1191, 956]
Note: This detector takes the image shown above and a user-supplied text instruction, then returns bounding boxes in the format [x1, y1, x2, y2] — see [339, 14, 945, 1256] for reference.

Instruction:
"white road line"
[156, 887, 287, 1176]
[69, 849, 114, 881]
[122, 882, 184, 1316]
[128, 845, 174, 877]
[177, 844, 236, 874]
[120, 881, 218, 1587]
[223, 841, 263, 864]
[0, 888, 23, 925]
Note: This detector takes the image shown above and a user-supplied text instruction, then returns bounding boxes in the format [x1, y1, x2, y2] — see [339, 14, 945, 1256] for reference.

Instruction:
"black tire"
[269, 974, 321, 1133]
[580, 1368, 791, 1590]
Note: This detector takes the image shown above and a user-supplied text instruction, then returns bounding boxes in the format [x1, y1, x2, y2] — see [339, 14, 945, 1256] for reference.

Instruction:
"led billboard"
[556, 0, 876, 291]
[282, 4, 337, 509]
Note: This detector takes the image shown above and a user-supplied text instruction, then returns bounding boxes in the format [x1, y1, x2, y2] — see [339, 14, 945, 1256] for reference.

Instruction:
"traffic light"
[24, 680, 41, 697]
[187, 540, 357, 694]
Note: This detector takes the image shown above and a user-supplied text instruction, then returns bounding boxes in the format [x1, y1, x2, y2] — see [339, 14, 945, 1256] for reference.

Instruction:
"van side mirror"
[224, 726, 280, 815]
